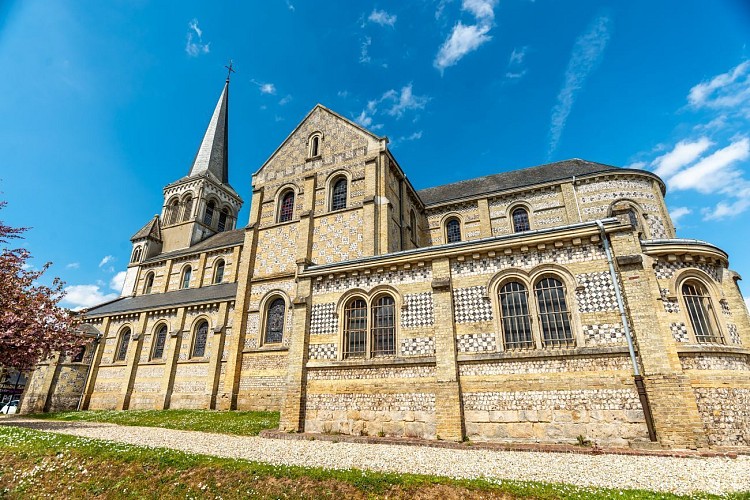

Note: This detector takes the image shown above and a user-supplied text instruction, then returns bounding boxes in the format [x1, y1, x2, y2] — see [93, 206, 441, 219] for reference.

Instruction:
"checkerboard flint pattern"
[728, 324, 742, 345]
[308, 343, 337, 360]
[456, 333, 497, 353]
[660, 288, 680, 313]
[310, 303, 337, 335]
[453, 286, 493, 323]
[400, 337, 435, 356]
[654, 260, 722, 282]
[575, 272, 618, 313]
[721, 300, 731, 316]
[670, 322, 689, 343]
[583, 323, 625, 346]
[401, 292, 434, 328]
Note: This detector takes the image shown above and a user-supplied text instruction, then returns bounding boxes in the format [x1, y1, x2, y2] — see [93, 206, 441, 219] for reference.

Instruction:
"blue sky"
[1, 0, 750, 309]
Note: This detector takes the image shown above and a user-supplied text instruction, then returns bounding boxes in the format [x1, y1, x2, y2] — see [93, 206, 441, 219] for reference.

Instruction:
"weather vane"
[225, 60, 235, 82]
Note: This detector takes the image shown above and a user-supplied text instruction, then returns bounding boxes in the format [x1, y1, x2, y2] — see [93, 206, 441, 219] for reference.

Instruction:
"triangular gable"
[253, 104, 385, 182]
[131, 216, 162, 242]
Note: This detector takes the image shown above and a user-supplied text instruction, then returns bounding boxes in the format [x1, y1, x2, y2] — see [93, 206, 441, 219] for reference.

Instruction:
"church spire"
[188, 79, 229, 184]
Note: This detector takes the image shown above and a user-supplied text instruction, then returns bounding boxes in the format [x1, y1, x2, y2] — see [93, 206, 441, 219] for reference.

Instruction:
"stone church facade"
[22, 80, 750, 450]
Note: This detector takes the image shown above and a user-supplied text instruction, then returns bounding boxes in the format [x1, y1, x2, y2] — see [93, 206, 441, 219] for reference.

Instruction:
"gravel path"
[2, 418, 748, 495]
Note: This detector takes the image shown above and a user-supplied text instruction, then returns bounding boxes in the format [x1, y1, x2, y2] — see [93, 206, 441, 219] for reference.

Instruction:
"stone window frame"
[190, 317, 211, 359]
[274, 183, 299, 224]
[671, 269, 726, 345]
[149, 322, 170, 361]
[308, 131, 323, 159]
[489, 266, 583, 351]
[180, 265, 192, 290]
[203, 198, 219, 227]
[131, 246, 143, 263]
[337, 286, 401, 360]
[258, 292, 290, 347]
[325, 170, 351, 213]
[113, 325, 132, 363]
[181, 192, 195, 222]
[442, 213, 463, 244]
[608, 198, 649, 239]
[143, 271, 155, 294]
[507, 201, 533, 233]
[211, 257, 226, 285]
[409, 209, 419, 248]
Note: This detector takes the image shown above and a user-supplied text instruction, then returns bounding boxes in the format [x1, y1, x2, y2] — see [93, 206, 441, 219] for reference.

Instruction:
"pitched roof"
[417, 159, 619, 206]
[85, 282, 237, 316]
[188, 81, 229, 184]
[130, 216, 162, 242]
[142, 228, 244, 263]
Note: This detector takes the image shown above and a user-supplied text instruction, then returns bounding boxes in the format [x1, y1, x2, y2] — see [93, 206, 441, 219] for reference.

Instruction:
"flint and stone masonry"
[22, 80, 750, 450]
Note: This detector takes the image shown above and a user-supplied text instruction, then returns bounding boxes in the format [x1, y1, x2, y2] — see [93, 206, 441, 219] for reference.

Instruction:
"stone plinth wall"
[47, 364, 89, 412]
[236, 351, 288, 410]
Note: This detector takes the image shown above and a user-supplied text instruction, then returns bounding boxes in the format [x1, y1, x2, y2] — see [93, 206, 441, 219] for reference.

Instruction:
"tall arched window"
[343, 298, 367, 358]
[264, 298, 286, 344]
[115, 328, 131, 362]
[512, 207, 530, 233]
[682, 281, 723, 343]
[131, 246, 142, 263]
[278, 190, 295, 222]
[410, 210, 418, 247]
[310, 135, 320, 157]
[218, 208, 229, 232]
[213, 260, 225, 284]
[182, 195, 193, 222]
[371, 295, 396, 357]
[192, 321, 208, 357]
[331, 177, 348, 211]
[152, 325, 168, 360]
[143, 272, 154, 294]
[167, 199, 180, 225]
[534, 277, 573, 347]
[181, 266, 192, 289]
[204, 200, 216, 226]
[72, 346, 86, 363]
[446, 218, 461, 243]
[498, 282, 533, 349]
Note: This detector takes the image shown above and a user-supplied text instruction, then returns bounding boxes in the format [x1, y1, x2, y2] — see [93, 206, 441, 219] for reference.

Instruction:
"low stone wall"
[694, 387, 750, 447]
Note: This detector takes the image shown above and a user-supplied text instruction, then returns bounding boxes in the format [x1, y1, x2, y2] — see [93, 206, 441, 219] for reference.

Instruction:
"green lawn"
[0, 425, 731, 499]
[29, 409, 279, 436]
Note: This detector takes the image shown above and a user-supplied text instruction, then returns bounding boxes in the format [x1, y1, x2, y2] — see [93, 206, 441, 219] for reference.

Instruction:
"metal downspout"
[595, 220, 657, 442]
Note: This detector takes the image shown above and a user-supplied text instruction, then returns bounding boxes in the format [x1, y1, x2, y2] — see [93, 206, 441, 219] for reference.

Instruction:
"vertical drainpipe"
[595, 220, 657, 442]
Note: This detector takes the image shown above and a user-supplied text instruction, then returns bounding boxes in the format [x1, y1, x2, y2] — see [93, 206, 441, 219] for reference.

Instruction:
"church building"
[22, 78, 750, 450]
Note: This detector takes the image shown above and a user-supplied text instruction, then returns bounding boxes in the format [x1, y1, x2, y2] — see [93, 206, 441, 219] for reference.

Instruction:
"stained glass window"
[116, 328, 131, 362]
[265, 298, 285, 344]
[279, 191, 294, 222]
[331, 178, 347, 211]
[512, 208, 530, 232]
[446, 218, 461, 243]
[192, 321, 208, 357]
[153, 325, 167, 359]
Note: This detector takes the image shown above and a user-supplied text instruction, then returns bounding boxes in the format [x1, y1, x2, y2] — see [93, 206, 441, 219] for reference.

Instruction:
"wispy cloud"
[354, 84, 429, 130]
[279, 95, 292, 106]
[360, 36, 372, 64]
[688, 60, 750, 110]
[434, 0, 498, 73]
[547, 14, 611, 158]
[669, 138, 750, 193]
[652, 137, 713, 179]
[98, 255, 114, 268]
[286, 0, 295, 12]
[368, 9, 397, 27]
[251, 79, 277, 95]
[669, 207, 692, 228]
[185, 19, 210, 57]
[110, 271, 127, 293]
[65, 262, 80, 269]
[505, 46, 529, 80]
[62, 284, 118, 310]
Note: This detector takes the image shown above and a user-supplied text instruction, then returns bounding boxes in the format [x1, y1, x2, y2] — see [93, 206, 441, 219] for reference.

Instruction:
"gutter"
[595, 220, 657, 442]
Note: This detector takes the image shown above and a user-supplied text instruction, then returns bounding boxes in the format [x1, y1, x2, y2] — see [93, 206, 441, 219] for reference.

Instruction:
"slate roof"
[84, 282, 238, 316]
[188, 81, 230, 184]
[417, 159, 619, 206]
[142, 229, 244, 264]
[130, 216, 162, 242]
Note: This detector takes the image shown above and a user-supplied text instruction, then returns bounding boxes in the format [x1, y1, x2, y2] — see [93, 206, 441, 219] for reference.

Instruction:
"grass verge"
[29, 409, 279, 436]
[0, 425, 743, 499]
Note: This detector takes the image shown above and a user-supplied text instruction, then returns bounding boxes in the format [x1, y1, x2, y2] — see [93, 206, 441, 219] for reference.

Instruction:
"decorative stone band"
[575, 272, 619, 313]
[670, 322, 689, 343]
[400, 337, 435, 356]
[307, 365, 436, 380]
[462, 388, 641, 411]
[679, 353, 750, 371]
[654, 260, 722, 282]
[310, 303, 337, 334]
[456, 333, 497, 353]
[401, 292, 435, 328]
[453, 286, 493, 323]
[238, 376, 285, 390]
[308, 343, 337, 360]
[582, 323, 626, 346]
[305, 392, 436, 412]
[459, 354, 632, 376]
[312, 266, 433, 294]
[728, 324, 742, 345]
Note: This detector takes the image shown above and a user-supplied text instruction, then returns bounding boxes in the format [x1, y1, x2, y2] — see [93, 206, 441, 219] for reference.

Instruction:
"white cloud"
[669, 138, 750, 193]
[508, 46, 527, 66]
[401, 131, 423, 141]
[688, 60, 750, 109]
[98, 255, 114, 268]
[652, 137, 713, 179]
[279, 95, 292, 106]
[360, 36, 372, 64]
[337, 90, 349, 98]
[368, 9, 397, 27]
[624, 161, 647, 170]
[702, 196, 750, 221]
[260, 83, 276, 95]
[355, 110, 373, 128]
[434, 0, 498, 72]
[505, 71, 527, 79]
[669, 207, 692, 227]
[745, 296, 750, 313]
[547, 15, 611, 158]
[62, 285, 118, 311]
[110, 271, 127, 293]
[386, 84, 429, 118]
[65, 262, 80, 269]
[185, 19, 210, 57]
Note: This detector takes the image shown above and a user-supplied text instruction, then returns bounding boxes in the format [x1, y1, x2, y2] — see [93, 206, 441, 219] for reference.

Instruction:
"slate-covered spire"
[188, 80, 229, 184]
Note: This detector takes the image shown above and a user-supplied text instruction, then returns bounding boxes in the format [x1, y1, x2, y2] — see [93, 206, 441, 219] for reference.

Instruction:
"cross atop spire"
[225, 59, 235, 83]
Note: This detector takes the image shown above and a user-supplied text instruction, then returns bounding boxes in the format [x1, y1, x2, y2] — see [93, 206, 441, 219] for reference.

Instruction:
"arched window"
[192, 320, 208, 357]
[331, 177, 348, 211]
[446, 218, 461, 243]
[264, 298, 285, 344]
[512, 208, 530, 233]
[131, 246, 142, 263]
[167, 199, 180, 225]
[143, 272, 154, 294]
[498, 282, 533, 349]
[371, 295, 396, 357]
[213, 260, 225, 284]
[278, 190, 295, 223]
[410, 210, 418, 246]
[152, 325, 168, 359]
[182, 195, 193, 222]
[534, 277, 573, 347]
[682, 281, 723, 343]
[204, 200, 216, 226]
[310, 134, 321, 157]
[115, 328, 131, 362]
[218, 208, 229, 232]
[343, 298, 367, 358]
[181, 266, 192, 289]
